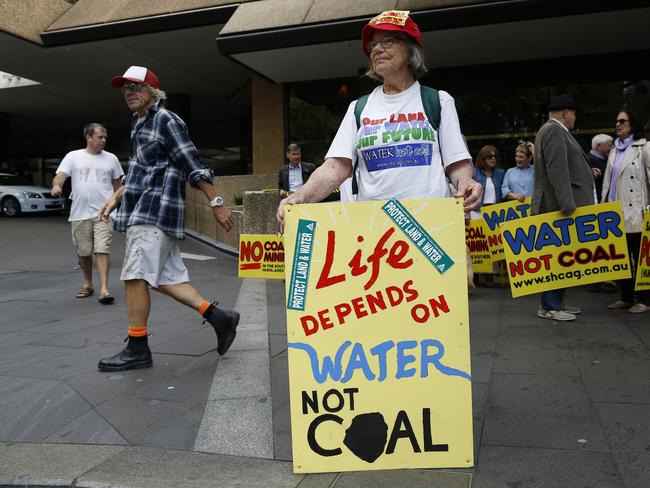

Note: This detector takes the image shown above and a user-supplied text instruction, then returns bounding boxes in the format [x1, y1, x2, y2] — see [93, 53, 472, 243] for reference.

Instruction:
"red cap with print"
[110, 66, 161, 89]
[361, 10, 423, 57]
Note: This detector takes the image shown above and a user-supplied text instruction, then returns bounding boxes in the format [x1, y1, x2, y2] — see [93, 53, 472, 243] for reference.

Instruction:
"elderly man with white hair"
[587, 133, 613, 202]
[96, 66, 240, 372]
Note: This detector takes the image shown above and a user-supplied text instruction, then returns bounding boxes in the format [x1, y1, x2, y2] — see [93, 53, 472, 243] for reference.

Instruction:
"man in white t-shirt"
[52, 123, 124, 304]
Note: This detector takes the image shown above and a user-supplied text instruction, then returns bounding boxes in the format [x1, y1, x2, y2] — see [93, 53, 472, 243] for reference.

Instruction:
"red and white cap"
[110, 66, 160, 89]
[361, 10, 423, 57]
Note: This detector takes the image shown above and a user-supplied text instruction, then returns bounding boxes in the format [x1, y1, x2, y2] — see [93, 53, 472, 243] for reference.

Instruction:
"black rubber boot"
[98, 336, 153, 372]
[203, 302, 240, 355]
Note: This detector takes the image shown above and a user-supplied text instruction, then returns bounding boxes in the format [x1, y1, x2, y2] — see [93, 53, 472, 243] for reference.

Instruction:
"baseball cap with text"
[361, 10, 423, 57]
[110, 66, 160, 89]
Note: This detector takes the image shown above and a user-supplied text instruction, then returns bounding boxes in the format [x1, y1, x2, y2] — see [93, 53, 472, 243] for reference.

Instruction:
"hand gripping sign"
[635, 211, 650, 291]
[500, 202, 631, 298]
[284, 198, 473, 473]
[480, 198, 532, 261]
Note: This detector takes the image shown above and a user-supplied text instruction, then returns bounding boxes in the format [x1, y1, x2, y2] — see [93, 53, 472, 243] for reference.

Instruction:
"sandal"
[98, 293, 115, 305]
[76, 287, 95, 298]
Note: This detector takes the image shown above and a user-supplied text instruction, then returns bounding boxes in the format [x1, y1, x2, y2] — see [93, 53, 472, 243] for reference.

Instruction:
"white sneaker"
[538, 307, 576, 321]
[562, 304, 582, 314]
[628, 303, 650, 314]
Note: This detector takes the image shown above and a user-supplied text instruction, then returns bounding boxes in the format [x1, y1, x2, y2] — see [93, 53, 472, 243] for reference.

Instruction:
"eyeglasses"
[615, 118, 629, 125]
[367, 37, 400, 52]
[485, 154, 496, 159]
[121, 82, 145, 92]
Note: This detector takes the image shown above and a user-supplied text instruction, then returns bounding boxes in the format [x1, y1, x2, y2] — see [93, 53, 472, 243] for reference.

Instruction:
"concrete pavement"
[0, 214, 649, 487]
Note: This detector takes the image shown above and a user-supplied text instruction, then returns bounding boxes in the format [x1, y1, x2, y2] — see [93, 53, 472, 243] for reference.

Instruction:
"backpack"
[351, 85, 441, 195]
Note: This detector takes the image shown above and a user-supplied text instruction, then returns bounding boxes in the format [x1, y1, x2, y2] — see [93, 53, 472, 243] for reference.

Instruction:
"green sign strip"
[287, 219, 317, 311]
[382, 199, 454, 274]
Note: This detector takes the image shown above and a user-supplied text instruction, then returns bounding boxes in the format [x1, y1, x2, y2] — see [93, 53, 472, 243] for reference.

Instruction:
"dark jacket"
[532, 120, 595, 215]
[278, 162, 316, 192]
[586, 151, 607, 202]
[472, 166, 505, 206]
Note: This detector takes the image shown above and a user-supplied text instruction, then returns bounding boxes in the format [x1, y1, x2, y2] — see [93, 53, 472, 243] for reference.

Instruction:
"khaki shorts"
[71, 218, 113, 256]
[120, 224, 189, 288]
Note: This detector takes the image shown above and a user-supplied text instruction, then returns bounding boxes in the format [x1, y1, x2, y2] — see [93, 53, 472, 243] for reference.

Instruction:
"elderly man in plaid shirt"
[97, 66, 239, 372]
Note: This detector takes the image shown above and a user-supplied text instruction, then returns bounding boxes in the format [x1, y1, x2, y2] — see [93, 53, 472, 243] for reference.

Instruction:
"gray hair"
[365, 35, 428, 82]
[146, 84, 167, 101]
[287, 143, 301, 152]
[591, 133, 613, 150]
[83, 123, 106, 138]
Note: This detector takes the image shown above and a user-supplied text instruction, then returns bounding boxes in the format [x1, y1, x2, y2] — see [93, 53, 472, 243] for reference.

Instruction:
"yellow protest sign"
[480, 198, 532, 261]
[466, 219, 492, 273]
[238, 234, 284, 279]
[284, 198, 473, 473]
[634, 212, 650, 291]
[500, 202, 631, 298]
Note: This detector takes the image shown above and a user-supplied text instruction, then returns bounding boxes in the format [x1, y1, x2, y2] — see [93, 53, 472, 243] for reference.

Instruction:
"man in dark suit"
[278, 143, 316, 197]
[532, 94, 596, 322]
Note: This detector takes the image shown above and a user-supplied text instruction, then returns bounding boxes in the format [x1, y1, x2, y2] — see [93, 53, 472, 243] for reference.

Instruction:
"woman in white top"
[277, 10, 482, 225]
[601, 108, 650, 313]
[472, 145, 505, 212]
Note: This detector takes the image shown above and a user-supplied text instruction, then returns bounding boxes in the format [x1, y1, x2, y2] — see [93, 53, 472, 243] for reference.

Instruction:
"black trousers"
[618, 232, 650, 305]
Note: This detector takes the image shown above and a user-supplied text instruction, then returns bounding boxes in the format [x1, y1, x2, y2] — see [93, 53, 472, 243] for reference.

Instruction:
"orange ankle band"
[129, 326, 148, 337]
[198, 301, 212, 317]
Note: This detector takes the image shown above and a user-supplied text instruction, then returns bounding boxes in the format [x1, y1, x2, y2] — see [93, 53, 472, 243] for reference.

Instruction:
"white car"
[0, 173, 65, 217]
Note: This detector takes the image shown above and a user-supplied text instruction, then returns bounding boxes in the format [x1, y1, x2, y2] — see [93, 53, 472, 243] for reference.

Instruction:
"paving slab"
[195, 396, 274, 459]
[207, 350, 271, 400]
[564, 324, 648, 357]
[483, 373, 608, 451]
[0, 376, 91, 442]
[595, 402, 650, 488]
[0, 443, 124, 486]
[138, 404, 205, 450]
[331, 469, 472, 487]
[295, 473, 340, 488]
[474, 445, 624, 488]
[2, 343, 118, 380]
[95, 396, 195, 445]
[131, 352, 219, 403]
[77, 446, 300, 488]
[44, 409, 128, 445]
[270, 332, 289, 357]
[0, 344, 72, 374]
[271, 354, 292, 461]
[572, 351, 650, 404]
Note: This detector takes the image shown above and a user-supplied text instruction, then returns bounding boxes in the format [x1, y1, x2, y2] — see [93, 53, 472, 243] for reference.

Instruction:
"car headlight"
[23, 192, 42, 198]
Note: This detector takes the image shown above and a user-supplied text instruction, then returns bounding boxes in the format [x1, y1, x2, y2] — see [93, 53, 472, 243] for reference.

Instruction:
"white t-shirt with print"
[325, 81, 470, 201]
[57, 149, 124, 222]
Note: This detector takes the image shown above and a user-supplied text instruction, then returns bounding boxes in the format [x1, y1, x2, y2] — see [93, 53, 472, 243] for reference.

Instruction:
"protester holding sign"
[532, 94, 596, 321]
[472, 145, 504, 212]
[601, 108, 650, 313]
[276, 10, 481, 225]
[502, 142, 534, 202]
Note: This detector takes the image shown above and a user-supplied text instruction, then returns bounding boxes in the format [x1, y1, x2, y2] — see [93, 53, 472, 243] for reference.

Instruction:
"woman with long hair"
[473, 145, 505, 210]
[601, 108, 650, 313]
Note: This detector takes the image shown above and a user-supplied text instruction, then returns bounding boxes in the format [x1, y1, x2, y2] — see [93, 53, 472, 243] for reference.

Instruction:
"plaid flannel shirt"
[115, 101, 212, 239]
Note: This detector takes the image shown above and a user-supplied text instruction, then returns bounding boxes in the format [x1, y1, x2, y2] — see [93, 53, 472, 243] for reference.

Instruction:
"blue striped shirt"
[115, 101, 212, 239]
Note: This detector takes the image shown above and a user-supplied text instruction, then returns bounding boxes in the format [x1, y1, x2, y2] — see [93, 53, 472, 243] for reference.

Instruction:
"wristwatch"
[209, 196, 224, 208]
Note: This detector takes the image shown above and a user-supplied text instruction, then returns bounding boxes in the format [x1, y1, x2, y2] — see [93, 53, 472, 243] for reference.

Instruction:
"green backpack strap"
[351, 87, 440, 195]
[352, 95, 370, 195]
[420, 85, 441, 130]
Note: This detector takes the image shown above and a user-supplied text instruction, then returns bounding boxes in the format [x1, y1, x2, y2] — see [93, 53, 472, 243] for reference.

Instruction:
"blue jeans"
[541, 288, 566, 311]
